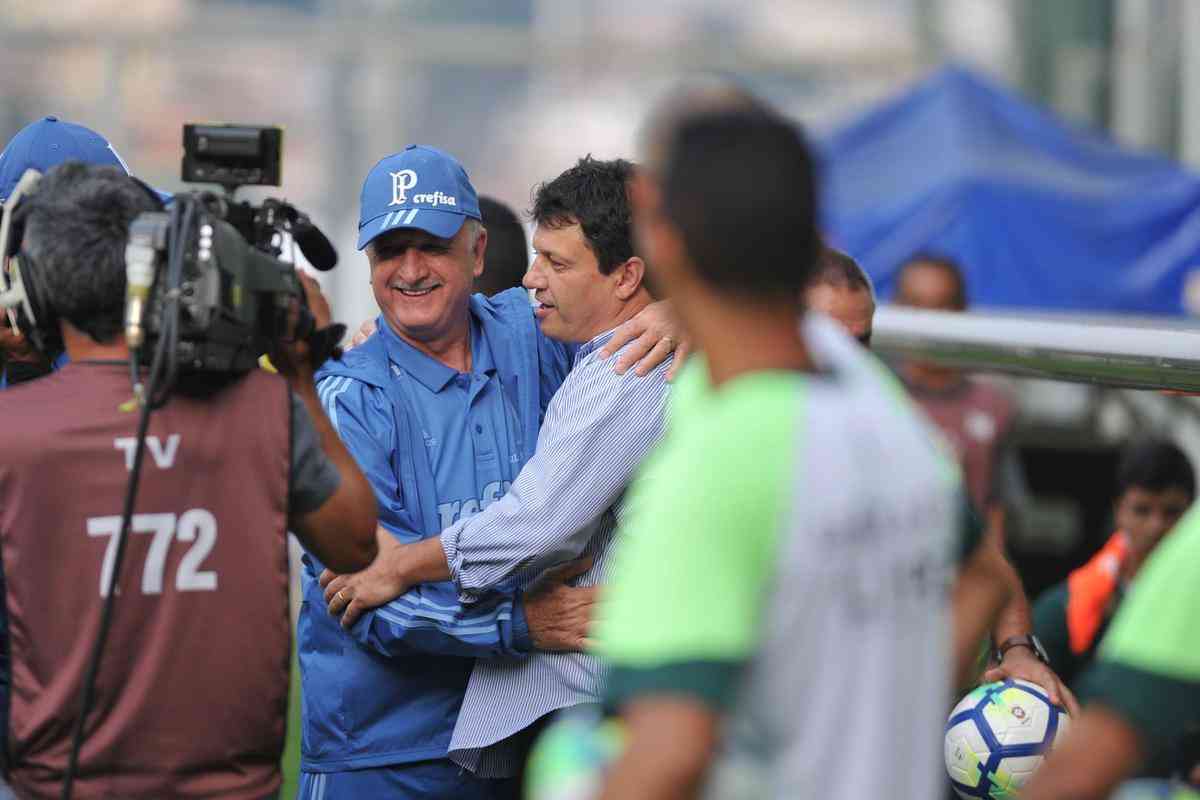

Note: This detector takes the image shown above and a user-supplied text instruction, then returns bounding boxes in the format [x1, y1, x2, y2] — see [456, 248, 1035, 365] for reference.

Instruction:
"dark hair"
[660, 109, 819, 297]
[21, 161, 159, 343]
[475, 195, 528, 296]
[1116, 438, 1196, 499]
[897, 253, 968, 310]
[531, 156, 634, 276]
[811, 247, 874, 300]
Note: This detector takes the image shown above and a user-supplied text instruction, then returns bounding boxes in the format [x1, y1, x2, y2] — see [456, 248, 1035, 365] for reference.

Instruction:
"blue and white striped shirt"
[442, 328, 671, 776]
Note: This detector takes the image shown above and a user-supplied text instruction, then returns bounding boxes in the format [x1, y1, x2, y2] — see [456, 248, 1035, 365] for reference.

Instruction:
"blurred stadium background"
[5, 0, 1200, 793]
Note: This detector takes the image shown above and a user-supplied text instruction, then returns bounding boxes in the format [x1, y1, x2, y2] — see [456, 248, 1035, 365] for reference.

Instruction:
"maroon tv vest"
[0, 363, 291, 799]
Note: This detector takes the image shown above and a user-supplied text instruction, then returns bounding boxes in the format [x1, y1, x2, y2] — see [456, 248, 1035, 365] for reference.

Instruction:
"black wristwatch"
[995, 634, 1050, 666]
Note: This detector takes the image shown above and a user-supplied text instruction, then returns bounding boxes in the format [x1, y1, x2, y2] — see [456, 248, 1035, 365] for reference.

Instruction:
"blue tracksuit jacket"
[300, 288, 570, 773]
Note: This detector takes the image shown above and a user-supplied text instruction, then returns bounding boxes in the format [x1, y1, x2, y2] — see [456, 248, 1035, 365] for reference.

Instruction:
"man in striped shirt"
[320, 156, 672, 791]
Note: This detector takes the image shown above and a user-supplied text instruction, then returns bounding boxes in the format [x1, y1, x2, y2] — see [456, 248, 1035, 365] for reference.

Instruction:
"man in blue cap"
[0, 116, 131, 387]
[0, 116, 130, 199]
[296, 145, 681, 799]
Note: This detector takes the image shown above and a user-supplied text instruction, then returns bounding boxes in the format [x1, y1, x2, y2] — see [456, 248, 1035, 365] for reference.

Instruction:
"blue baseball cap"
[357, 144, 481, 250]
[0, 116, 129, 200]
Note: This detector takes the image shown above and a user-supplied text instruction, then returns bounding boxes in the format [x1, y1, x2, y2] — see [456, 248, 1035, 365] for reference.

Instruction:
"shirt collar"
[471, 315, 497, 377]
[378, 314, 491, 393]
[573, 328, 619, 367]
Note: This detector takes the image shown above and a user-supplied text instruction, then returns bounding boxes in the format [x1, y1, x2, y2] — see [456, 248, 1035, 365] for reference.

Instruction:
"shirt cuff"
[511, 594, 532, 654]
[441, 526, 477, 604]
[604, 660, 745, 715]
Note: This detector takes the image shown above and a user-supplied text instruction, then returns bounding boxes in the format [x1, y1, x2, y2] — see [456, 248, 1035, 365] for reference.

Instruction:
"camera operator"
[0, 162, 378, 799]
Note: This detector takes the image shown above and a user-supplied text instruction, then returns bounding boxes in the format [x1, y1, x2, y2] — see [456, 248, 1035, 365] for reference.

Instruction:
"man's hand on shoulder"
[346, 318, 377, 350]
[598, 300, 691, 381]
[524, 558, 598, 652]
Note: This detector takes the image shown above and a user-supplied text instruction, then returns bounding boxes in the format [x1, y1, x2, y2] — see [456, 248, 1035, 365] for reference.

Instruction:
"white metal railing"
[872, 306, 1200, 392]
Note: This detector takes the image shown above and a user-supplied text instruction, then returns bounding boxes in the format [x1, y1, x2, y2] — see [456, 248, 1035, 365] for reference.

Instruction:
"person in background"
[1033, 438, 1195, 689]
[807, 246, 1075, 710]
[595, 99, 991, 800]
[0, 116, 132, 387]
[804, 246, 875, 345]
[1023, 497, 1200, 799]
[893, 254, 1016, 520]
[1032, 438, 1198, 783]
[475, 195, 529, 296]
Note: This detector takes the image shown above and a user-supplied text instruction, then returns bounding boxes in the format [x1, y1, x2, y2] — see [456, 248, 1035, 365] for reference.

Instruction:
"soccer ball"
[945, 679, 1070, 798]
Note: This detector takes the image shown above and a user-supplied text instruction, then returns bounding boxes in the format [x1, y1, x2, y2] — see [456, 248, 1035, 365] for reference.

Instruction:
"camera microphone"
[124, 222, 160, 349]
[291, 213, 337, 272]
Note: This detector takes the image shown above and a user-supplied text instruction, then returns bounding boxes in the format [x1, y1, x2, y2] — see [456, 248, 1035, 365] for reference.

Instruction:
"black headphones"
[1, 169, 165, 358]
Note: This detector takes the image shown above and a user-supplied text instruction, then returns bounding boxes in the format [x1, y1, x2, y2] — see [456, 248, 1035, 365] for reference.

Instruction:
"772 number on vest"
[86, 510, 218, 597]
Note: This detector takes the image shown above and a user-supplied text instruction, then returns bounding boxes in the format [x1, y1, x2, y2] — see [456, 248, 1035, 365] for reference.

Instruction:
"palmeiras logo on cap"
[357, 145, 480, 250]
[390, 169, 417, 205]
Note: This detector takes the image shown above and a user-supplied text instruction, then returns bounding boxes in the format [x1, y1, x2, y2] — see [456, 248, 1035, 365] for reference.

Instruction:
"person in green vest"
[1024, 491, 1200, 799]
[1033, 439, 1194, 689]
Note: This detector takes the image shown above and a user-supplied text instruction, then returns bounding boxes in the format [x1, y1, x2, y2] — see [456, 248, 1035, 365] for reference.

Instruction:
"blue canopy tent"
[820, 65, 1200, 315]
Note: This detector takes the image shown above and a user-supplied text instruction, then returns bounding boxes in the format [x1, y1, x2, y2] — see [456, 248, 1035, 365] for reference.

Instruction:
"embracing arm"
[443, 351, 669, 601]
[338, 563, 533, 659]
[327, 341, 671, 607]
[598, 299, 692, 381]
[320, 539, 597, 658]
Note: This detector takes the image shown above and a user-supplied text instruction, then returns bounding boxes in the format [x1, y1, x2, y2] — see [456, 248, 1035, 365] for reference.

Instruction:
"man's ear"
[472, 225, 489, 279]
[613, 256, 646, 301]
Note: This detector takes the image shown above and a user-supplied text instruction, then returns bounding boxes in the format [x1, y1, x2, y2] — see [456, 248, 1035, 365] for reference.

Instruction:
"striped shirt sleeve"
[442, 346, 671, 603]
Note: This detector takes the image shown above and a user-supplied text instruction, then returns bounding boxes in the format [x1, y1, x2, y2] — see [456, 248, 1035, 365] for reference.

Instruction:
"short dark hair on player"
[531, 156, 634, 276]
[811, 246, 875, 301]
[1116, 438, 1196, 500]
[475, 196, 528, 296]
[21, 161, 159, 343]
[660, 109, 819, 297]
[898, 253, 968, 310]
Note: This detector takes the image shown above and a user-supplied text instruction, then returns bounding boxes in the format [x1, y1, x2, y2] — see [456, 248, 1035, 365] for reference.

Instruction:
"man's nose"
[523, 259, 547, 291]
[395, 249, 428, 281]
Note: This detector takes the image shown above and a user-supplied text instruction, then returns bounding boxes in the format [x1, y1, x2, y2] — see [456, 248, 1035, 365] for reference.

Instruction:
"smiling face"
[367, 222, 486, 347]
[525, 221, 629, 344]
